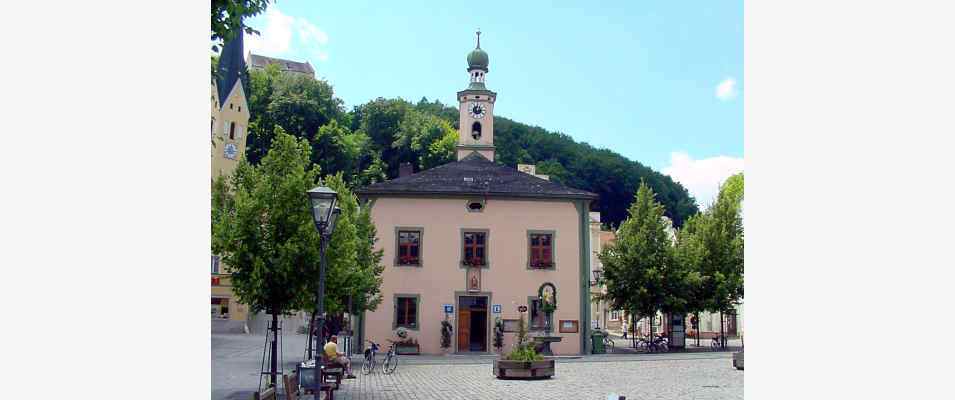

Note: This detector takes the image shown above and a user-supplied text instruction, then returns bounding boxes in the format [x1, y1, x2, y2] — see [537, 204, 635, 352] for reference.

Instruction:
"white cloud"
[663, 151, 743, 209]
[243, 7, 329, 62]
[716, 77, 738, 101]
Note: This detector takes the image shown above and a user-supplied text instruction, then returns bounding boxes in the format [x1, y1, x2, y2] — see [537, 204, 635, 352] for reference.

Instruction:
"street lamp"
[307, 186, 340, 391]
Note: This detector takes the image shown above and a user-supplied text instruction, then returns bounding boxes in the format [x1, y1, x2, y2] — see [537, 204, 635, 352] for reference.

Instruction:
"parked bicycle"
[362, 340, 399, 375]
[601, 330, 615, 353]
[649, 334, 669, 353]
[711, 335, 723, 350]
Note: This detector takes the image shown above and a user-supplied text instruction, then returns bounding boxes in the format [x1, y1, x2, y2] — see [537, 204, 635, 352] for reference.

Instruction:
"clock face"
[468, 102, 487, 119]
[224, 143, 238, 160]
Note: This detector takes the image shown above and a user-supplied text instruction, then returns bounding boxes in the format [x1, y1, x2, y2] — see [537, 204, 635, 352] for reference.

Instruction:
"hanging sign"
[443, 304, 454, 314]
[492, 304, 502, 314]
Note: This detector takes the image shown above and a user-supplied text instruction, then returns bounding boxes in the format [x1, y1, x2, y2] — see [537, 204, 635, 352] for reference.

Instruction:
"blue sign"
[443, 304, 454, 313]
[492, 304, 502, 314]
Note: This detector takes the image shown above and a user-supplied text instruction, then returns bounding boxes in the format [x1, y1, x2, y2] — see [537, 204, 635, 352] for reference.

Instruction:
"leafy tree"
[682, 173, 743, 345]
[246, 69, 346, 165]
[211, 0, 271, 52]
[597, 182, 675, 332]
[211, 127, 322, 387]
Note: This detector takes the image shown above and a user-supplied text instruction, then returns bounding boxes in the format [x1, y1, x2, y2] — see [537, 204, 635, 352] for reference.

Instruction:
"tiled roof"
[248, 54, 315, 76]
[357, 152, 598, 200]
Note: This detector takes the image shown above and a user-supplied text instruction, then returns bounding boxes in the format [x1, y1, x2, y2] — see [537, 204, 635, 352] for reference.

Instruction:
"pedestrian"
[324, 335, 357, 379]
[621, 320, 628, 339]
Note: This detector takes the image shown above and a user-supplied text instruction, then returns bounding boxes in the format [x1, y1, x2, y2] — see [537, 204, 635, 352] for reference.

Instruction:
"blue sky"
[241, 0, 743, 207]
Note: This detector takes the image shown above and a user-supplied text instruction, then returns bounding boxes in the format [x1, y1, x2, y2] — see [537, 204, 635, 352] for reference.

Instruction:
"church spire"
[216, 25, 245, 108]
[476, 28, 481, 49]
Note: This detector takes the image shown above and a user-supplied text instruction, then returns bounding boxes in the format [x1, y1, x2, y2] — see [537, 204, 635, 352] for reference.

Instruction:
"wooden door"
[457, 309, 471, 352]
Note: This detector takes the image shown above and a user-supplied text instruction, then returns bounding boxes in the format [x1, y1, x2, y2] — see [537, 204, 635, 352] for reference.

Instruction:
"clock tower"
[456, 30, 496, 161]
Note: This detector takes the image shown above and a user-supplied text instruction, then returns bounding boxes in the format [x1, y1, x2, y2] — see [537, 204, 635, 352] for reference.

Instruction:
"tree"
[211, 0, 271, 52]
[597, 182, 676, 336]
[687, 173, 744, 346]
[211, 127, 322, 388]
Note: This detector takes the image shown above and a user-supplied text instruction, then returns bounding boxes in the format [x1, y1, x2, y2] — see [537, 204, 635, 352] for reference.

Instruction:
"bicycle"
[602, 332, 615, 353]
[361, 340, 380, 375]
[711, 335, 723, 351]
[381, 340, 399, 374]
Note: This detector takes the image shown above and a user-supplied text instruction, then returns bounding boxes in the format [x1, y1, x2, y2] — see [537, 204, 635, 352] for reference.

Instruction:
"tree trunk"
[719, 310, 725, 349]
[307, 312, 316, 359]
[696, 312, 700, 347]
[270, 312, 278, 388]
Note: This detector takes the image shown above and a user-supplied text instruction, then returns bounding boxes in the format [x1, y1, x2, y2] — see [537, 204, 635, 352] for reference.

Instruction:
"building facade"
[356, 33, 598, 355]
[247, 53, 316, 78]
[211, 31, 252, 333]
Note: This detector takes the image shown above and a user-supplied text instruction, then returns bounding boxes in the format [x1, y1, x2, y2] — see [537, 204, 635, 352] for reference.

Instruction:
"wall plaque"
[502, 319, 520, 333]
[559, 320, 579, 333]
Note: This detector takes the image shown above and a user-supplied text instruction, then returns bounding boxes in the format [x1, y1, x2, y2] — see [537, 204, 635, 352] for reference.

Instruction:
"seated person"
[323, 335, 356, 379]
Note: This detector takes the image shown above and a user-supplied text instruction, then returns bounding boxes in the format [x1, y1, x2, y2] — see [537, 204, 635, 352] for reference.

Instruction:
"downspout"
[576, 200, 592, 354]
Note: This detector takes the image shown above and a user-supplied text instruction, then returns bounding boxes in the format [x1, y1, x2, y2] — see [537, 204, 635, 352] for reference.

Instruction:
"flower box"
[396, 344, 420, 355]
[493, 359, 555, 379]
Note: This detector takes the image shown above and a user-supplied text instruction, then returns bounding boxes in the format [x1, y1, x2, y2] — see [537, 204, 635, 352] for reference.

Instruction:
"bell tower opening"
[471, 122, 482, 140]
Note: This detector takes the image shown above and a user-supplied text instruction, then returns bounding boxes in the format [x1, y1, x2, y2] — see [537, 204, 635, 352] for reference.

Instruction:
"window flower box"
[461, 257, 486, 267]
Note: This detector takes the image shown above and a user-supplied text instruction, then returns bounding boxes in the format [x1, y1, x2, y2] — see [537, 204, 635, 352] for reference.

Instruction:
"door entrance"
[457, 296, 488, 352]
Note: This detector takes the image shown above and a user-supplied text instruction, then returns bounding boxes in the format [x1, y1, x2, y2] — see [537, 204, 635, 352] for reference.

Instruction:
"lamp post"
[307, 186, 340, 392]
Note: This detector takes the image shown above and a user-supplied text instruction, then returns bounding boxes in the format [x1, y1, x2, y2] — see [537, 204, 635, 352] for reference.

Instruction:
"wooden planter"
[493, 359, 555, 380]
[396, 344, 420, 355]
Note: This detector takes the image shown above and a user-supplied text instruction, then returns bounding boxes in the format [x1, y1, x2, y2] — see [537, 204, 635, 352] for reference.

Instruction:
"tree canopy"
[211, 0, 271, 52]
[597, 182, 676, 319]
[212, 128, 384, 317]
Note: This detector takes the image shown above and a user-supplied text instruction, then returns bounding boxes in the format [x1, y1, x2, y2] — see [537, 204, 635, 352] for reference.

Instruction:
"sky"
[239, 0, 743, 208]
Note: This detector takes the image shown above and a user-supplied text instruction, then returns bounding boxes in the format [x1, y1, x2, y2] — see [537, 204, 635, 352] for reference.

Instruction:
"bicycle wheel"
[361, 355, 374, 375]
[605, 338, 614, 353]
[382, 353, 398, 374]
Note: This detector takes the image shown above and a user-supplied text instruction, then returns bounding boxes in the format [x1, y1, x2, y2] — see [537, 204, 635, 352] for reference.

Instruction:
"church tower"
[211, 27, 251, 181]
[456, 30, 496, 161]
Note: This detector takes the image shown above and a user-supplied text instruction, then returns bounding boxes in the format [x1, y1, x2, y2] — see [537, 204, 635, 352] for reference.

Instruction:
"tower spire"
[476, 28, 481, 49]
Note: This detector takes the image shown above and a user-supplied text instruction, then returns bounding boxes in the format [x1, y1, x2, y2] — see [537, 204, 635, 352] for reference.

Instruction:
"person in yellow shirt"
[323, 335, 356, 379]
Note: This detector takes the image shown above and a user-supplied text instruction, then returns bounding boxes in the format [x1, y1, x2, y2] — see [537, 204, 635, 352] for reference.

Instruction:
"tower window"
[471, 122, 482, 140]
[229, 122, 236, 140]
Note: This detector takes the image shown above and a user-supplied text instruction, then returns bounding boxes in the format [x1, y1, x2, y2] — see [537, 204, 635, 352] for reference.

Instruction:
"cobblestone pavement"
[213, 334, 743, 400]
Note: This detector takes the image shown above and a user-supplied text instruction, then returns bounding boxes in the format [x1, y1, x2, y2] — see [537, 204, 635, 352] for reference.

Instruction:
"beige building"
[247, 53, 315, 78]
[211, 31, 251, 333]
[356, 33, 598, 355]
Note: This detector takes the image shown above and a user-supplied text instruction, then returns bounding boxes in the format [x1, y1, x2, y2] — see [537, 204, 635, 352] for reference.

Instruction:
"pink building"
[356, 33, 598, 355]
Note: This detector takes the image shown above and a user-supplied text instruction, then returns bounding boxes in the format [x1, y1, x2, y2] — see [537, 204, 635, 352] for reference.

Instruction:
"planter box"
[396, 345, 420, 355]
[493, 359, 555, 380]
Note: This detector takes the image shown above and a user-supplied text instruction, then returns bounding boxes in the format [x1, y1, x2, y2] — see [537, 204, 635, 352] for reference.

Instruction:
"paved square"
[213, 334, 743, 400]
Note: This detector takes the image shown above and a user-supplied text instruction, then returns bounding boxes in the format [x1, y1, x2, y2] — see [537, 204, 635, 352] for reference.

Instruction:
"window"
[462, 231, 487, 267]
[610, 310, 620, 321]
[211, 255, 220, 274]
[466, 200, 484, 212]
[212, 297, 230, 318]
[471, 122, 482, 140]
[529, 298, 551, 330]
[394, 295, 418, 329]
[528, 231, 555, 269]
[396, 229, 421, 266]
[229, 122, 236, 140]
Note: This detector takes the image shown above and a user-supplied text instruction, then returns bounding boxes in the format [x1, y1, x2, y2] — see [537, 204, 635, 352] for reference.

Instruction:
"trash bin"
[591, 330, 606, 354]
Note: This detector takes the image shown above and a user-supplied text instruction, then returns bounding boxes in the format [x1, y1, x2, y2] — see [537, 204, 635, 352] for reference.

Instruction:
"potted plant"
[393, 327, 420, 355]
[493, 309, 554, 379]
[493, 318, 504, 354]
[440, 320, 453, 355]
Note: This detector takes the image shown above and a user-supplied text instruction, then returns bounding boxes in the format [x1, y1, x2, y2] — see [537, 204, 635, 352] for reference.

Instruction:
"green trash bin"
[591, 330, 606, 354]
